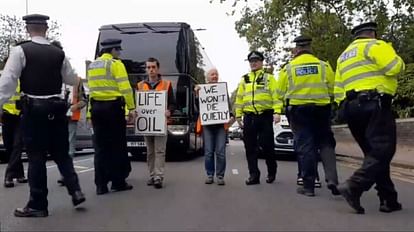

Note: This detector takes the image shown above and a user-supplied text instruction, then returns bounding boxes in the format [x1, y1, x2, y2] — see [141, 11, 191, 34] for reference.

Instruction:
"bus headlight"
[168, 125, 189, 135]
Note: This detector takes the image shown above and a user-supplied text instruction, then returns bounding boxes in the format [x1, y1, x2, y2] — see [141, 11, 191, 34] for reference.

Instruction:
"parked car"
[228, 124, 243, 140]
[273, 115, 294, 154]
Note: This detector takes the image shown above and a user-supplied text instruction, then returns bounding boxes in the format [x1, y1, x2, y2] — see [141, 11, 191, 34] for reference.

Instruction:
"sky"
[1, 0, 260, 92]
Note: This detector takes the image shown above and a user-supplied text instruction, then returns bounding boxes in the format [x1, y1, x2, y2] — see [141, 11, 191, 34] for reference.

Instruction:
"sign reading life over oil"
[198, 82, 230, 126]
[135, 91, 167, 135]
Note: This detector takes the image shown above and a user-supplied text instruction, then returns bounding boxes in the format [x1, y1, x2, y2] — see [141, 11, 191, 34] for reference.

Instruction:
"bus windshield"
[97, 23, 213, 117]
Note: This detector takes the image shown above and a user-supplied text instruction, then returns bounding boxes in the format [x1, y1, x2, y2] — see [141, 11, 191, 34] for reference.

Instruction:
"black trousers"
[91, 99, 131, 188]
[21, 99, 81, 210]
[287, 105, 337, 190]
[343, 96, 398, 202]
[243, 111, 277, 179]
[2, 112, 24, 179]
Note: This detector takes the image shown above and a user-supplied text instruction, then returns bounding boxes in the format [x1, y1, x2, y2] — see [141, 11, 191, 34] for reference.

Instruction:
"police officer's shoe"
[4, 178, 14, 188]
[297, 178, 303, 186]
[266, 176, 276, 184]
[327, 184, 341, 196]
[57, 177, 65, 186]
[314, 179, 322, 188]
[337, 183, 365, 214]
[111, 183, 134, 192]
[14, 207, 48, 217]
[379, 201, 402, 213]
[154, 179, 163, 189]
[96, 186, 109, 195]
[17, 177, 28, 183]
[245, 177, 260, 185]
[296, 187, 315, 197]
[147, 178, 154, 186]
[72, 191, 86, 206]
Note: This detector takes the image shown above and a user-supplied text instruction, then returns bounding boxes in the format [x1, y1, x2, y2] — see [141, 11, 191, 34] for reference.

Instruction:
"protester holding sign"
[195, 68, 234, 185]
[137, 57, 175, 189]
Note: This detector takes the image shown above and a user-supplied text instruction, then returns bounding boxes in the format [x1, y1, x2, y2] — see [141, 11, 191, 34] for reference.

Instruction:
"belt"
[244, 109, 273, 116]
[346, 90, 392, 102]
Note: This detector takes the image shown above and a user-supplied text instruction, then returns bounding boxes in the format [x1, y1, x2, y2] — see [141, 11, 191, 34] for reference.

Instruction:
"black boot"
[4, 177, 14, 188]
[379, 199, 402, 213]
[245, 177, 260, 185]
[337, 182, 364, 214]
[72, 191, 86, 206]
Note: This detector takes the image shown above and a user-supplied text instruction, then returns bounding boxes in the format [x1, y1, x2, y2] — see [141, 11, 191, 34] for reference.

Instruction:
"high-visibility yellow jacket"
[87, 53, 135, 110]
[334, 38, 405, 104]
[235, 68, 280, 118]
[275, 53, 335, 113]
[3, 82, 21, 115]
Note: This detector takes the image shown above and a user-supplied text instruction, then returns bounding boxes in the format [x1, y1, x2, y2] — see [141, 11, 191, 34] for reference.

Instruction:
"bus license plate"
[127, 141, 146, 147]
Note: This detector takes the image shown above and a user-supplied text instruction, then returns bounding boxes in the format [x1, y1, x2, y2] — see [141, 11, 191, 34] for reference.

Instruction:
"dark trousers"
[288, 105, 337, 190]
[21, 99, 81, 210]
[2, 112, 25, 179]
[91, 99, 131, 188]
[343, 96, 398, 202]
[243, 111, 277, 179]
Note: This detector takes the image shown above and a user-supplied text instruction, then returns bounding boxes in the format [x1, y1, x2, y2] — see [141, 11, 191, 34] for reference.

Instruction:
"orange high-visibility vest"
[137, 79, 171, 91]
[137, 79, 172, 124]
[70, 85, 81, 121]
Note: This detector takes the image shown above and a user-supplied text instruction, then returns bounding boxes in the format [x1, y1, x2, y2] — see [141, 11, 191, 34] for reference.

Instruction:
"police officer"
[0, 14, 85, 217]
[235, 51, 280, 185]
[2, 82, 27, 188]
[335, 22, 405, 214]
[87, 38, 135, 195]
[275, 36, 339, 197]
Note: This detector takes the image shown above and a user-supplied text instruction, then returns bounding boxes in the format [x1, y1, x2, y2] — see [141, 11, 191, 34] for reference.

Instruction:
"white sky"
[1, 0, 258, 92]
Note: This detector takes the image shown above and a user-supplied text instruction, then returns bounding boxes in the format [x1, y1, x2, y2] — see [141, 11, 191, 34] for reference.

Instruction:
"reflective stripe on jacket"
[334, 38, 405, 103]
[235, 69, 280, 118]
[87, 53, 135, 110]
[275, 53, 334, 113]
[3, 83, 21, 115]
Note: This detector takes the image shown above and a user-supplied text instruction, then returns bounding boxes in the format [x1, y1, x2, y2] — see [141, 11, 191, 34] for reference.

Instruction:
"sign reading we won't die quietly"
[198, 82, 230, 126]
[135, 91, 167, 136]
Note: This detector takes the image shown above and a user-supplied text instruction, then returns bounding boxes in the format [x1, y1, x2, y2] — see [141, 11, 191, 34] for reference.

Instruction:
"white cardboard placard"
[135, 90, 167, 136]
[198, 82, 230, 126]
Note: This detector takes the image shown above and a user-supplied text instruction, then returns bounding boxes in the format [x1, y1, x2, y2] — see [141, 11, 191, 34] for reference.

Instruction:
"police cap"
[247, 51, 264, 61]
[293, 35, 312, 46]
[22, 14, 49, 25]
[100, 38, 122, 50]
[351, 22, 377, 36]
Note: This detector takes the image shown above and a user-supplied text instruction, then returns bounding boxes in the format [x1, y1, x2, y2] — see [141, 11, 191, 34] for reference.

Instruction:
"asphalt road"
[1, 141, 414, 231]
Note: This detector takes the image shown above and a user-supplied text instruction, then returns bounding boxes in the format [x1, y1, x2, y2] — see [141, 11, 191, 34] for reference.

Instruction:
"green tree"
[213, 0, 414, 117]
[0, 14, 61, 66]
[394, 64, 414, 118]
[213, 0, 414, 67]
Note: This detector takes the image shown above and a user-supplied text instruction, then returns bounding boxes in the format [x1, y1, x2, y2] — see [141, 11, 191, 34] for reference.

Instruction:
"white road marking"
[232, 169, 239, 175]
[45, 157, 94, 169]
[79, 168, 95, 173]
[74, 165, 89, 169]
